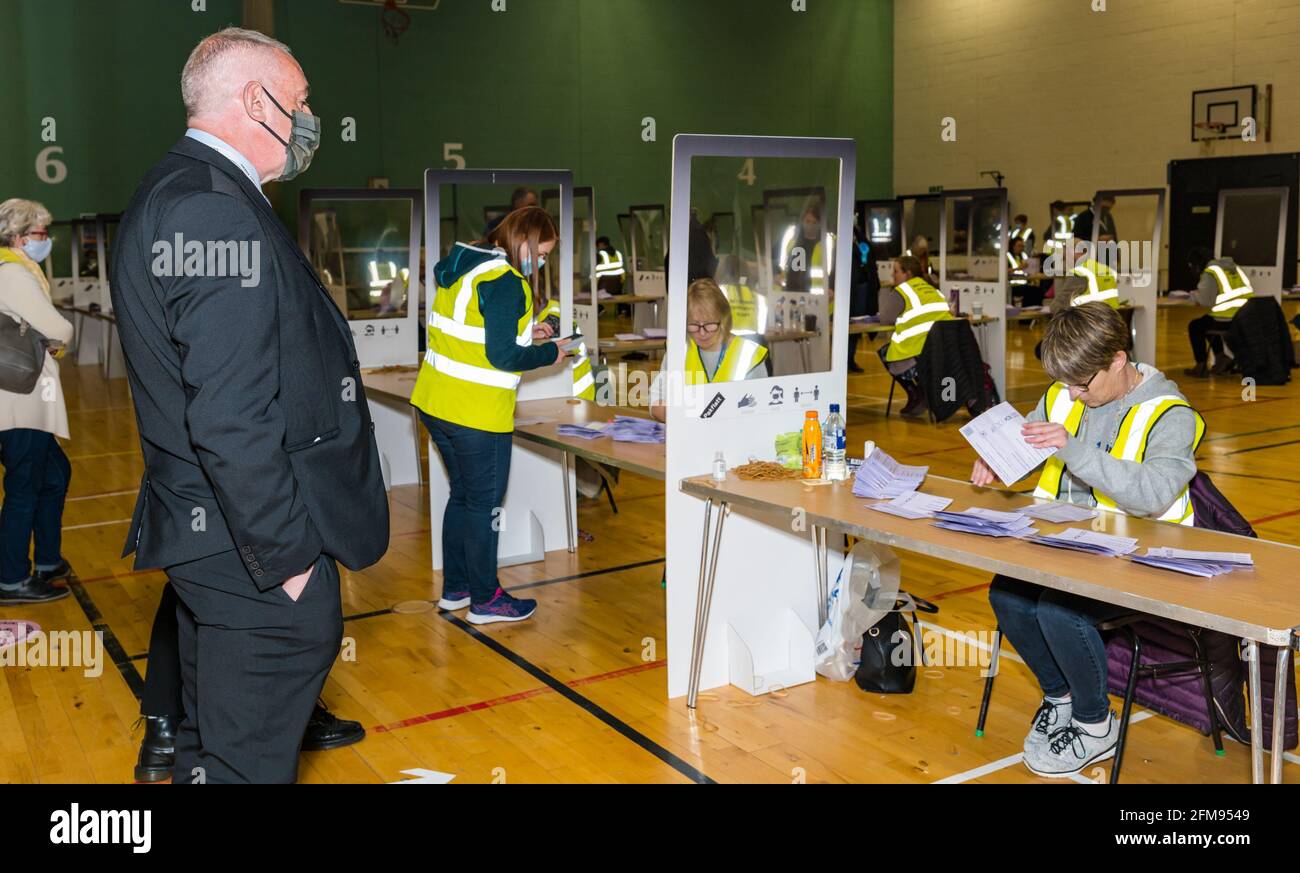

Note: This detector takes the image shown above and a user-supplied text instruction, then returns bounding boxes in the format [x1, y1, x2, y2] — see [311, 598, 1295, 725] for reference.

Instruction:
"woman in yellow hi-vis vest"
[876, 255, 953, 418]
[410, 207, 567, 625]
[649, 279, 768, 421]
[971, 302, 1203, 779]
[1184, 250, 1255, 378]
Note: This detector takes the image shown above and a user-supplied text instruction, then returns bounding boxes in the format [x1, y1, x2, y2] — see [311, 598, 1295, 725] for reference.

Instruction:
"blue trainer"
[466, 587, 537, 625]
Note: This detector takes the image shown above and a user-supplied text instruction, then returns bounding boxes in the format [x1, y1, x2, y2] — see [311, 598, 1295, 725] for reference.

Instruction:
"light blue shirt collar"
[184, 128, 268, 202]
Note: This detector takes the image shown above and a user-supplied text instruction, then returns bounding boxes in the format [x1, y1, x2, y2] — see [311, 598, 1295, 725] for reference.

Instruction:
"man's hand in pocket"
[281, 565, 314, 602]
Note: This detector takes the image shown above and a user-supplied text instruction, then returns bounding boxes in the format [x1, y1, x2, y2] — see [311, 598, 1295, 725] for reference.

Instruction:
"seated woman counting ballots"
[971, 302, 1205, 779]
[409, 206, 568, 625]
[876, 254, 953, 418]
[648, 278, 768, 422]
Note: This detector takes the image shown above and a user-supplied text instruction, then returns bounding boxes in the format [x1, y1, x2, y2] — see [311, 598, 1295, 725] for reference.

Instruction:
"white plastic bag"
[814, 541, 901, 681]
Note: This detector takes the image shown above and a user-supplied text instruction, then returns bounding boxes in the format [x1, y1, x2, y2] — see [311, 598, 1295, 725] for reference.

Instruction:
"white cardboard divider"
[665, 134, 855, 700]
[1093, 188, 1165, 367]
[726, 611, 816, 696]
[939, 188, 1008, 401]
[1215, 186, 1289, 301]
[422, 169, 577, 570]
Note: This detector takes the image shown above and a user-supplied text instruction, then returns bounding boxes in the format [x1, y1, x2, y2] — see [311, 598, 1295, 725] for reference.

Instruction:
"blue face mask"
[22, 238, 52, 263]
[520, 254, 546, 276]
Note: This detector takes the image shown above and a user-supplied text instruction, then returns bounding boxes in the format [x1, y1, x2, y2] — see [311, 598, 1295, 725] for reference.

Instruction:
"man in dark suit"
[110, 27, 388, 783]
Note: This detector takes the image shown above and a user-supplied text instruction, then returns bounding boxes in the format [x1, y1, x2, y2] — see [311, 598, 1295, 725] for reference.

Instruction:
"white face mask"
[22, 238, 52, 263]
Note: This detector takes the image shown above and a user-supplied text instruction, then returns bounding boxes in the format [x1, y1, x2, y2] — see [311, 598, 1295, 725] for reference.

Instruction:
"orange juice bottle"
[802, 410, 822, 479]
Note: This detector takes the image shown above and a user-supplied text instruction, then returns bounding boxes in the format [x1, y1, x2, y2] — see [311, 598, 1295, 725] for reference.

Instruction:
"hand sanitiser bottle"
[822, 403, 846, 481]
[712, 451, 726, 481]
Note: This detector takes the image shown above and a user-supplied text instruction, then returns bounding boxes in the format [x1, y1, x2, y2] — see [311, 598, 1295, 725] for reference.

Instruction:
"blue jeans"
[420, 413, 512, 605]
[988, 576, 1130, 724]
[0, 429, 71, 585]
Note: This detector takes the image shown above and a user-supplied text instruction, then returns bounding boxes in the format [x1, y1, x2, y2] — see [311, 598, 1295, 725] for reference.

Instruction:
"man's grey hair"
[0, 199, 52, 247]
[181, 27, 295, 119]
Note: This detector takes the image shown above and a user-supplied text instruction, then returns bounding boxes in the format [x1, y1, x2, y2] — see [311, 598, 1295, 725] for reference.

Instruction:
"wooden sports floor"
[3, 303, 1298, 784]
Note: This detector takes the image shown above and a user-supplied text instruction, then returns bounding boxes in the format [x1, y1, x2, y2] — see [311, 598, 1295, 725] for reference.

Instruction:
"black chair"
[975, 615, 1227, 784]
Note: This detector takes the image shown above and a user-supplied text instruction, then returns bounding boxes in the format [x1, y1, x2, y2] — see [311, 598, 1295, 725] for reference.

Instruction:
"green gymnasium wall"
[1, 0, 893, 244]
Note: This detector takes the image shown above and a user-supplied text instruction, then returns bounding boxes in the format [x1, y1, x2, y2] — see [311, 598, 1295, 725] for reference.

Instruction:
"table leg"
[1271, 644, 1291, 784]
[561, 451, 575, 553]
[100, 319, 112, 380]
[800, 338, 811, 373]
[1247, 640, 1264, 784]
[687, 499, 728, 709]
[408, 405, 425, 488]
[809, 523, 829, 627]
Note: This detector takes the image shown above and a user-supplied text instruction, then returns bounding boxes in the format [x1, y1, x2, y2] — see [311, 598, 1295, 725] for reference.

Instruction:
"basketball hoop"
[1194, 121, 1228, 134]
[381, 0, 411, 43]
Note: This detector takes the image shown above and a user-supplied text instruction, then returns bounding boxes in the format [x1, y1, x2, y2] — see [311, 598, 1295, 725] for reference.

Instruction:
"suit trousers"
[168, 549, 341, 784]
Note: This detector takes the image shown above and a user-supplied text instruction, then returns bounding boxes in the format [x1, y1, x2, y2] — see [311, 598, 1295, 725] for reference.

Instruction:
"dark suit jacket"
[110, 135, 389, 596]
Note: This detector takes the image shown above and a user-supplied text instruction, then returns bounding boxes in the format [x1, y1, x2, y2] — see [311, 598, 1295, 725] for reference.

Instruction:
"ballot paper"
[959, 402, 1057, 486]
[932, 508, 1037, 538]
[867, 491, 953, 520]
[556, 421, 610, 440]
[1017, 501, 1100, 523]
[1024, 527, 1139, 558]
[850, 448, 928, 499]
[555, 416, 664, 444]
[1128, 547, 1254, 578]
[607, 415, 665, 444]
[643, 327, 668, 339]
[614, 332, 644, 341]
[556, 336, 585, 354]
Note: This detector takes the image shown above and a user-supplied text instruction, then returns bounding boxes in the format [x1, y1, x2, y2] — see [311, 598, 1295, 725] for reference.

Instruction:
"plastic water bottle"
[822, 403, 847, 481]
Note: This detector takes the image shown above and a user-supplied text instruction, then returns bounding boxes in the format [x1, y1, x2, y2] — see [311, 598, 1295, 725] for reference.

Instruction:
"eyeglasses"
[1068, 369, 1103, 394]
[687, 321, 721, 335]
[25, 230, 49, 240]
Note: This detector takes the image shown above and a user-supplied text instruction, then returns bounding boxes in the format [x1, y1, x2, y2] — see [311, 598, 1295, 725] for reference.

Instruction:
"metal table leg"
[687, 499, 728, 709]
[1271, 644, 1291, 784]
[809, 523, 829, 627]
[1247, 640, 1264, 784]
[561, 451, 575, 553]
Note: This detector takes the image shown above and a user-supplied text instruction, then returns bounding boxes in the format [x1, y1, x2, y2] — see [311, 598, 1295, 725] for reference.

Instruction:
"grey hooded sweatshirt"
[1025, 363, 1199, 517]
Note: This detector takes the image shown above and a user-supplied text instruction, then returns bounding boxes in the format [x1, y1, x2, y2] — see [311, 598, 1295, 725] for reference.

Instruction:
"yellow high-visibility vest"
[1032, 381, 1205, 525]
[538, 299, 595, 400]
[719, 283, 759, 334]
[1204, 263, 1254, 321]
[781, 231, 834, 294]
[685, 335, 767, 383]
[1071, 258, 1120, 308]
[410, 248, 535, 433]
[595, 249, 625, 278]
[1007, 251, 1029, 285]
[886, 277, 952, 362]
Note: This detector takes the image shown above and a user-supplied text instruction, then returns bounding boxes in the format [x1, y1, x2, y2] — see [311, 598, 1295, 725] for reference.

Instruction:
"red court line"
[1250, 507, 1300, 526]
[372, 659, 667, 734]
[930, 581, 993, 601]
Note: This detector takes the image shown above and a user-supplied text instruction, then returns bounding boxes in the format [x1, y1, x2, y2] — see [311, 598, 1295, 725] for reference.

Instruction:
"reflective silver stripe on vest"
[425, 348, 521, 390]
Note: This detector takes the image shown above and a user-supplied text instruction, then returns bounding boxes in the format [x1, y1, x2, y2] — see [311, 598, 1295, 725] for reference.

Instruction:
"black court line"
[1203, 423, 1300, 443]
[1222, 438, 1300, 457]
[68, 577, 146, 700]
[439, 611, 716, 785]
[340, 556, 665, 623]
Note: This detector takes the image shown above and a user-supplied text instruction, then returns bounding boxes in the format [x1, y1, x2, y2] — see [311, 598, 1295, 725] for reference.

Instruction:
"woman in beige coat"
[0, 198, 76, 603]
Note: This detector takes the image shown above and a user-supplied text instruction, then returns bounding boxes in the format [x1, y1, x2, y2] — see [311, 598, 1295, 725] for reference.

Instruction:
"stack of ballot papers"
[1129, 547, 1254, 577]
[1024, 528, 1138, 557]
[932, 507, 1038, 538]
[867, 491, 953, 520]
[643, 327, 667, 339]
[607, 415, 665, 443]
[614, 332, 644, 341]
[1016, 501, 1099, 523]
[556, 416, 664, 444]
[959, 401, 1057, 486]
[850, 448, 928, 498]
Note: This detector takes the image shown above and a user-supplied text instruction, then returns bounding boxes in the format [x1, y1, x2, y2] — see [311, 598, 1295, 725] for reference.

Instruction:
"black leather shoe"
[301, 701, 365, 752]
[31, 559, 72, 586]
[1210, 356, 1234, 376]
[0, 577, 70, 604]
[134, 715, 177, 782]
[1183, 363, 1209, 378]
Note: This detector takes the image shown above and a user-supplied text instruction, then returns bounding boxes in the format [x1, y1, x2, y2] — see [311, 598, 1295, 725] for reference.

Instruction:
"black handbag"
[0, 314, 48, 395]
[853, 592, 939, 694]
